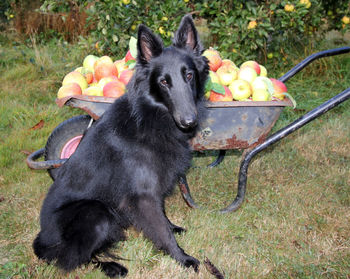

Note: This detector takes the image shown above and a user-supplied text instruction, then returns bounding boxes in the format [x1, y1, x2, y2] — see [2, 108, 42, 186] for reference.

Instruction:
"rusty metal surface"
[56, 96, 115, 120]
[56, 95, 292, 150]
[190, 106, 285, 150]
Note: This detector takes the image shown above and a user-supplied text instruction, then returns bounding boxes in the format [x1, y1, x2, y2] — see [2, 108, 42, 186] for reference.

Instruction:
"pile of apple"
[57, 46, 136, 99]
[203, 48, 289, 102]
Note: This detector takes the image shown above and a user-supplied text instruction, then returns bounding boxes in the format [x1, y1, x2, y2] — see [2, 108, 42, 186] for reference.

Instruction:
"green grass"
[0, 32, 349, 279]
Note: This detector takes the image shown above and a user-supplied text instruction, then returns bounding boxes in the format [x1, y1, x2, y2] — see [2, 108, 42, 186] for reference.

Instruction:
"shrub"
[5, 0, 350, 62]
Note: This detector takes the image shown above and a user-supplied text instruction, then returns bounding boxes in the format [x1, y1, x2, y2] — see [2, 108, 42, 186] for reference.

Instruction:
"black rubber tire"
[45, 115, 92, 180]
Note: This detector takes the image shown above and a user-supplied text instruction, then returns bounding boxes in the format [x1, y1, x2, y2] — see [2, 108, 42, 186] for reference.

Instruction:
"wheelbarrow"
[27, 47, 350, 213]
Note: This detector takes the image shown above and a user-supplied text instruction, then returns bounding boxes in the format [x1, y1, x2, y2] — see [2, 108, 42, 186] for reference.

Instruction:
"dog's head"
[134, 15, 209, 131]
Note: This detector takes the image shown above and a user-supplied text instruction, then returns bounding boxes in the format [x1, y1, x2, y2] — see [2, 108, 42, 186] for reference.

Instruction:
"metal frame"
[180, 47, 350, 212]
[26, 47, 350, 213]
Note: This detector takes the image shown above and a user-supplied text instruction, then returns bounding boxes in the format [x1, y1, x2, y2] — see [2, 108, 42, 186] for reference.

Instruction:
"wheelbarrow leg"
[178, 175, 199, 209]
[207, 150, 226, 168]
[220, 87, 350, 213]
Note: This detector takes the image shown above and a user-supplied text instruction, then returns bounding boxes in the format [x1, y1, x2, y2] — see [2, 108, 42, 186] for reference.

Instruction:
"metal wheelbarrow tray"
[27, 47, 350, 213]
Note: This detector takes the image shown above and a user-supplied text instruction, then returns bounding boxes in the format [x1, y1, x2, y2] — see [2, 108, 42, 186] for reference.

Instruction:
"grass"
[0, 32, 349, 279]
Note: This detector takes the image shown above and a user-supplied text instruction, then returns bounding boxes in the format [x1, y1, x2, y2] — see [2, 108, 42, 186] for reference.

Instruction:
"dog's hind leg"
[55, 200, 128, 277]
[132, 195, 199, 271]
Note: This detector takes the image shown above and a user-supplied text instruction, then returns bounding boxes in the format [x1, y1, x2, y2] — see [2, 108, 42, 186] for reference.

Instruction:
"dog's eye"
[186, 73, 193, 81]
[160, 79, 168, 86]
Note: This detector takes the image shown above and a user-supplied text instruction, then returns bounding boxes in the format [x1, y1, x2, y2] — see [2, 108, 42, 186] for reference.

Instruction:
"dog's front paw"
[181, 255, 200, 272]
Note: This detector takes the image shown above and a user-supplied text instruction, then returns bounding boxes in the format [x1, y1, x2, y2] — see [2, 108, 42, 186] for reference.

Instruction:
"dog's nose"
[180, 116, 197, 129]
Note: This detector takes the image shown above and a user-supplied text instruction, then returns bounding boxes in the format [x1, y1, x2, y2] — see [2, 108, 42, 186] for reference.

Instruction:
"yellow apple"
[252, 89, 271, 101]
[62, 71, 88, 90]
[82, 86, 103, 96]
[83, 55, 99, 73]
[229, 79, 252, 101]
[237, 67, 257, 84]
[259, 65, 267, 77]
[216, 65, 238, 86]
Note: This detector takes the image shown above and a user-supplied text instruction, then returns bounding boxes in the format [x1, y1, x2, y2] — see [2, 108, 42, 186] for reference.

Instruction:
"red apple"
[119, 69, 134, 85]
[221, 59, 238, 69]
[57, 83, 82, 98]
[209, 86, 233, 102]
[62, 71, 88, 90]
[216, 65, 238, 86]
[229, 79, 252, 101]
[237, 67, 258, 84]
[240, 60, 261, 75]
[103, 80, 126, 98]
[114, 59, 128, 77]
[98, 76, 119, 89]
[84, 72, 94, 84]
[270, 78, 287, 100]
[125, 50, 135, 63]
[94, 57, 118, 81]
[203, 48, 222, 72]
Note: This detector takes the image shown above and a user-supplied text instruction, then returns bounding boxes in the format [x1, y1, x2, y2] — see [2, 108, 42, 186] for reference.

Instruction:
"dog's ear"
[137, 25, 164, 64]
[173, 14, 203, 55]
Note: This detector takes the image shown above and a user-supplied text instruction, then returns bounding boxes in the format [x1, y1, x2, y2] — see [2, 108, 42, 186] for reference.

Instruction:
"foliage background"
[1, 0, 350, 64]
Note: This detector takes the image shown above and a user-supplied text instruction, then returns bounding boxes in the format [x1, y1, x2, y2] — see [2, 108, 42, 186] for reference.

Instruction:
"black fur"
[33, 15, 209, 277]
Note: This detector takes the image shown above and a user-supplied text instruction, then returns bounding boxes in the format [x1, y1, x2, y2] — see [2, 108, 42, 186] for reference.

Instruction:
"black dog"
[33, 15, 209, 277]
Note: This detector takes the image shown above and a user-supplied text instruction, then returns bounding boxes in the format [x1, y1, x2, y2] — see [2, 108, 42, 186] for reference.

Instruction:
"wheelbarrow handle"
[279, 47, 350, 83]
[26, 148, 67, 170]
[220, 86, 350, 213]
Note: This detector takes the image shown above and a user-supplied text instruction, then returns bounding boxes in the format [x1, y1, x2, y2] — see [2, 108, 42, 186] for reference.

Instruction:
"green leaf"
[205, 77, 213, 92]
[283, 92, 297, 109]
[212, 83, 225, 95]
[129, 37, 138, 58]
[126, 60, 136, 68]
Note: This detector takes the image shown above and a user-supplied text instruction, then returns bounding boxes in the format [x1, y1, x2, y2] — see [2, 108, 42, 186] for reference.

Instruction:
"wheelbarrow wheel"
[45, 115, 92, 180]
